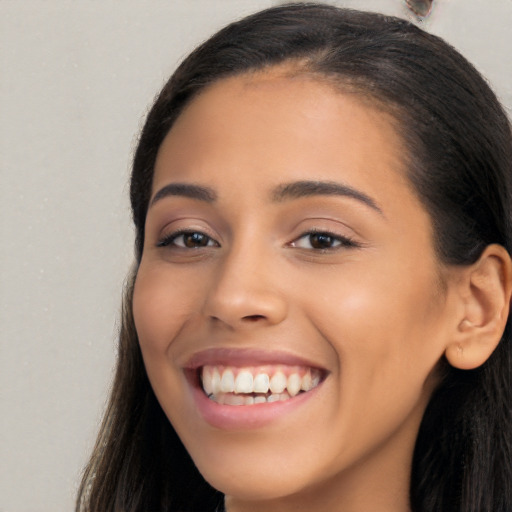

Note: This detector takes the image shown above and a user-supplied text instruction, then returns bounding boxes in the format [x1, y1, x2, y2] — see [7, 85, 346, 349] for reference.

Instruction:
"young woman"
[77, 4, 512, 511]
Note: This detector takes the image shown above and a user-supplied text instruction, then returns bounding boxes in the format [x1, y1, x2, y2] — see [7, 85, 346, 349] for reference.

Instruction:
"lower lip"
[188, 374, 322, 430]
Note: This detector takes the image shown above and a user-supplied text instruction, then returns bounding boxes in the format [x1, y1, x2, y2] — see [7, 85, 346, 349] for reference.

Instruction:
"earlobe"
[445, 244, 512, 370]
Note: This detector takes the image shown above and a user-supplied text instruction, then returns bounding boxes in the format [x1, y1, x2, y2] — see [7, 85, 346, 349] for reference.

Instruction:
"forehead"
[154, 70, 409, 194]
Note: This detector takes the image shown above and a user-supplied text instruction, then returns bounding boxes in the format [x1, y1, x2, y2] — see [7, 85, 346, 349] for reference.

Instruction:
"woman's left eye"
[290, 232, 358, 250]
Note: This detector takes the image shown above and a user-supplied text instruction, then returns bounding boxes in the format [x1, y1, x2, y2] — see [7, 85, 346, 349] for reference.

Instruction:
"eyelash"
[290, 230, 360, 251]
[157, 229, 360, 252]
[157, 230, 219, 249]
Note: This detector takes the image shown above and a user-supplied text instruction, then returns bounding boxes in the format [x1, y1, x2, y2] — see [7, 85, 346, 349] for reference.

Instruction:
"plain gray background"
[1, 1, 511, 511]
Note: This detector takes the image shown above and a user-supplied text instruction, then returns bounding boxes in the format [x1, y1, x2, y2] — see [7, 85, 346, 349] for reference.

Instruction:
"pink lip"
[184, 348, 324, 370]
[183, 348, 327, 430]
[188, 376, 323, 430]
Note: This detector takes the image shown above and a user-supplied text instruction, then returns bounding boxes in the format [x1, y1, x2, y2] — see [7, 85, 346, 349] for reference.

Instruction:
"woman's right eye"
[157, 231, 219, 249]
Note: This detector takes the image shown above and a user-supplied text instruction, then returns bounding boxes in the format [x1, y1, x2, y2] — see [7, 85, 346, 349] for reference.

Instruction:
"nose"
[203, 243, 288, 329]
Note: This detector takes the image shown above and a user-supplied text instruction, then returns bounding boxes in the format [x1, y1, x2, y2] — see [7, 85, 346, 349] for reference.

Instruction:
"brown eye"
[309, 233, 338, 249]
[157, 231, 218, 249]
[181, 232, 211, 248]
[290, 231, 359, 251]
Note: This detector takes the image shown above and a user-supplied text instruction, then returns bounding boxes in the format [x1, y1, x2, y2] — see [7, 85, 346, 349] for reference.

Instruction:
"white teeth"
[253, 373, 270, 393]
[201, 367, 220, 395]
[202, 367, 213, 395]
[269, 371, 287, 393]
[201, 365, 323, 405]
[235, 370, 253, 394]
[224, 394, 245, 406]
[287, 373, 302, 397]
[220, 369, 235, 392]
[209, 390, 292, 405]
[267, 392, 291, 403]
[212, 368, 221, 394]
[301, 371, 313, 391]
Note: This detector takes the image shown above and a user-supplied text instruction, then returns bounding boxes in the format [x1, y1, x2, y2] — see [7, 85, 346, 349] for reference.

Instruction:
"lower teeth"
[209, 391, 293, 405]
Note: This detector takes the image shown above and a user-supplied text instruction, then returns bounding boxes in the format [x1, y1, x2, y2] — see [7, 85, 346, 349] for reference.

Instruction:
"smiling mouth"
[200, 365, 323, 406]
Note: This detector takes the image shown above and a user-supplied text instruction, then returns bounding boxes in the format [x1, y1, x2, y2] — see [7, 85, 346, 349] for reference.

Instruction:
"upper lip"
[184, 348, 326, 371]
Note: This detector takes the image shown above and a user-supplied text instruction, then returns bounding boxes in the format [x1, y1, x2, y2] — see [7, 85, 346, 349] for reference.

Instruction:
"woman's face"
[133, 71, 461, 510]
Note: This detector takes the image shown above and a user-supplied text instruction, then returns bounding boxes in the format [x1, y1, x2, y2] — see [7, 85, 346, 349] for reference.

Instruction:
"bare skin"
[132, 70, 511, 512]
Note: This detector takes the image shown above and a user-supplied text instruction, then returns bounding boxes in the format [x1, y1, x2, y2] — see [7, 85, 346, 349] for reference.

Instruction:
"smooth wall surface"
[1, 1, 510, 511]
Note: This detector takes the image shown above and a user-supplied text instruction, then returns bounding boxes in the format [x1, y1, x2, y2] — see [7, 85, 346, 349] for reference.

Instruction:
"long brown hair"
[77, 4, 512, 511]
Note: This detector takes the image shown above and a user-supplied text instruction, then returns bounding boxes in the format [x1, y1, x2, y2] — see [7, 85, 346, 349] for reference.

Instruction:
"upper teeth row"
[201, 365, 321, 397]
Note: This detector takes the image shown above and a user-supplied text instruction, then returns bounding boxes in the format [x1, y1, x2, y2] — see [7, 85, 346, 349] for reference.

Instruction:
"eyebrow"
[150, 183, 217, 207]
[149, 179, 383, 216]
[271, 180, 383, 215]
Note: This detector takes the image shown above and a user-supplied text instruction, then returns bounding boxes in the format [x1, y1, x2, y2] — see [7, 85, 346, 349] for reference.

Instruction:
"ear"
[445, 244, 512, 370]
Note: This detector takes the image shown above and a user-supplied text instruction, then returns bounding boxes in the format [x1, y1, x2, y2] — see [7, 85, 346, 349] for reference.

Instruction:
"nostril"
[242, 315, 266, 322]
[206, 290, 287, 328]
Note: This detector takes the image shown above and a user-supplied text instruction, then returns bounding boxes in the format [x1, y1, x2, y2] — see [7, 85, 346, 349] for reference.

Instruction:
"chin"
[202, 468, 306, 502]
[185, 438, 331, 504]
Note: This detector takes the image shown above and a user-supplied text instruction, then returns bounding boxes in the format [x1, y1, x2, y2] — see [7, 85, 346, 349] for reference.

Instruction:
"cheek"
[132, 264, 203, 355]
[298, 273, 445, 457]
[302, 260, 447, 390]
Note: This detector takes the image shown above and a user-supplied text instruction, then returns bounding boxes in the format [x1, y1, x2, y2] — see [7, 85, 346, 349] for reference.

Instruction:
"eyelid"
[155, 215, 221, 247]
[286, 215, 363, 247]
[156, 229, 221, 249]
[289, 229, 361, 251]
